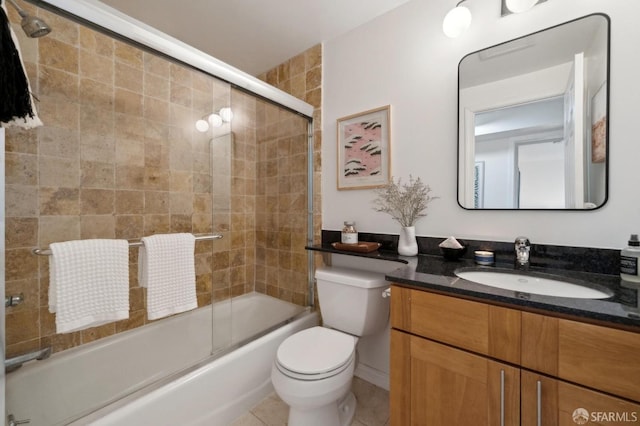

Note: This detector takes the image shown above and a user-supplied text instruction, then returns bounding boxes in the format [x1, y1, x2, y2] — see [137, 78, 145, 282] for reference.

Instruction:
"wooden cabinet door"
[522, 312, 640, 403]
[391, 285, 521, 364]
[391, 329, 520, 425]
[521, 370, 640, 426]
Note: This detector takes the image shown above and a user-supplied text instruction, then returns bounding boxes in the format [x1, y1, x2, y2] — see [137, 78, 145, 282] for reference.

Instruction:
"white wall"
[323, 0, 639, 249]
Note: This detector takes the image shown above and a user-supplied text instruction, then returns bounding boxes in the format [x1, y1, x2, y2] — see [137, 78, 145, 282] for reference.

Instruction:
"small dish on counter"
[440, 239, 467, 260]
[331, 241, 382, 253]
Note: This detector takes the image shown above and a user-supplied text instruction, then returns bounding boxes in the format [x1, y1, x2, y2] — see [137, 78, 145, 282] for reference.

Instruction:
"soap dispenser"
[621, 234, 640, 283]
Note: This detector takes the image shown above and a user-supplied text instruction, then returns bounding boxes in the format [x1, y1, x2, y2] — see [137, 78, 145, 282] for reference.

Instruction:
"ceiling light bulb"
[505, 0, 538, 13]
[195, 119, 209, 132]
[219, 107, 233, 122]
[208, 113, 223, 127]
[442, 5, 472, 38]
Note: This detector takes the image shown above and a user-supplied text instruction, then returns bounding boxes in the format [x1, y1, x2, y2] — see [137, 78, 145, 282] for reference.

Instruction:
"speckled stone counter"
[307, 243, 640, 330]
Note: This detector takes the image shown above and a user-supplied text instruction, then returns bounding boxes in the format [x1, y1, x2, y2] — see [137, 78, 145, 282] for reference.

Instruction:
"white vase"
[398, 226, 418, 256]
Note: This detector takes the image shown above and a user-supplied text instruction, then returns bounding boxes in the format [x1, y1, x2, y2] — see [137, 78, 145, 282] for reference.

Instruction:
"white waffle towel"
[49, 239, 129, 334]
[139, 233, 197, 320]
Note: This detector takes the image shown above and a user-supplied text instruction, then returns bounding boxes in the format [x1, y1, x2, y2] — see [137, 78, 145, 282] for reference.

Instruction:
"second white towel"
[139, 233, 197, 320]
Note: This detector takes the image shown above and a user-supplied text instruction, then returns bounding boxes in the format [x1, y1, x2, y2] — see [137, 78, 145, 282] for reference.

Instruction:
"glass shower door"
[1, 2, 231, 421]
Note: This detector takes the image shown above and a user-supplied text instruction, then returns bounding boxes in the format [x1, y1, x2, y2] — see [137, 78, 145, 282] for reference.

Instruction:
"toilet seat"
[275, 326, 356, 381]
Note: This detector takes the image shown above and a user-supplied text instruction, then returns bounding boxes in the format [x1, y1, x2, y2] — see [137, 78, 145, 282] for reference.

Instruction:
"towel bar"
[31, 233, 223, 256]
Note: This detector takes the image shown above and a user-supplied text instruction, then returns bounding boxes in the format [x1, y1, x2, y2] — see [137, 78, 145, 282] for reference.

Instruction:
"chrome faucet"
[4, 347, 52, 373]
[515, 236, 531, 268]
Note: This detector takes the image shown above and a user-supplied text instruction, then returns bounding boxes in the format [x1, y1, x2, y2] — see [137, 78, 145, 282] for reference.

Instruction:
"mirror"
[457, 14, 609, 210]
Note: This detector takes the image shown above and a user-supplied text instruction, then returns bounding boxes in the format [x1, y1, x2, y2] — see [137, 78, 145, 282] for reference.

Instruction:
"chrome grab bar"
[5, 347, 52, 373]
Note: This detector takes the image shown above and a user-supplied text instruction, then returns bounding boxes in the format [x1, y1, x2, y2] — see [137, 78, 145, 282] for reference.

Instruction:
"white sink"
[455, 269, 613, 299]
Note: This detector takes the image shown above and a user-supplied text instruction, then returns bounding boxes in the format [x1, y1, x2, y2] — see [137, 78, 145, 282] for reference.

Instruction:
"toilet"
[271, 265, 390, 426]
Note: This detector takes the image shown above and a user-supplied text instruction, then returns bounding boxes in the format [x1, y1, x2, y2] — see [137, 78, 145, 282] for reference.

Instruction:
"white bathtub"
[6, 292, 318, 425]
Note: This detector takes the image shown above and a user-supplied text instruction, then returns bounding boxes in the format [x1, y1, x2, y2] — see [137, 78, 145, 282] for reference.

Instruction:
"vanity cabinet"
[390, 285, 640, 425]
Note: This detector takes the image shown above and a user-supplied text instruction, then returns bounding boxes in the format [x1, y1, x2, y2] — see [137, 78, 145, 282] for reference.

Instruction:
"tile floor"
[231, 377, 390, 426]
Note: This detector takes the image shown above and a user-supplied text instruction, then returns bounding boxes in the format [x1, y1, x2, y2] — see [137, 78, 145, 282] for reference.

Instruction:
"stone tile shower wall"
[4, 4, 232, 357]
[254, 103, 309, 305]
[258, 44, 323, 302]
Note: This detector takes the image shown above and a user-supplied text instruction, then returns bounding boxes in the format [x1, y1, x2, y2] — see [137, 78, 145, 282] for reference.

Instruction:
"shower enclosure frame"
[2, 0, 317, 419]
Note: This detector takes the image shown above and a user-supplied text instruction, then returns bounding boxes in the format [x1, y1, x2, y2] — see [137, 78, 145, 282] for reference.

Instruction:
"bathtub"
[6, 292, 318, 425]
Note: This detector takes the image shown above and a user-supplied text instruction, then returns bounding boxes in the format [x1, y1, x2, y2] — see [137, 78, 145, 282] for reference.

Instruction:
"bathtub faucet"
[4, 346, 52, 373]
[7, 414, 31, 426]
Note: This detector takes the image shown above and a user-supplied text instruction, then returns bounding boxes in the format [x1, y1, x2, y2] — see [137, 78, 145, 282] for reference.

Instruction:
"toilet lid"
[276, 326, 356, 375]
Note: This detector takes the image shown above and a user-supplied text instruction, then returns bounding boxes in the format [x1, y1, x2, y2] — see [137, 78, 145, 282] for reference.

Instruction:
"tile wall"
[258, 44, 324, 300]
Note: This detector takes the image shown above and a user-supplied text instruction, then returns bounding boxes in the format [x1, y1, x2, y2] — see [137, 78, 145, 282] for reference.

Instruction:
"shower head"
[6, 0, 51, 38]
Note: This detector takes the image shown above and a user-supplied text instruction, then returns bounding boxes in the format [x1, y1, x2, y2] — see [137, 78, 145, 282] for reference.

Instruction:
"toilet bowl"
[270, 266, 390, 426]
[271, 326, 357, 426]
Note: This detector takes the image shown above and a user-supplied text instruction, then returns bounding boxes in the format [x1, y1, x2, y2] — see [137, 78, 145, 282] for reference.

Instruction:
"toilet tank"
[315, 266, 390, 336]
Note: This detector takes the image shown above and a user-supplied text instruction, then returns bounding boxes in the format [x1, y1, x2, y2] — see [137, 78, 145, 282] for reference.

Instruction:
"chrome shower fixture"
[6, 0, 51, 38]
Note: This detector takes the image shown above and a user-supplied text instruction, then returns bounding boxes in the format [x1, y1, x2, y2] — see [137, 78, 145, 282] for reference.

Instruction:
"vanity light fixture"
[443, 0, 472, 38]
[195, 108, 232, 132]
[502, 0, 546, 16]
[444, 0, 547, 37]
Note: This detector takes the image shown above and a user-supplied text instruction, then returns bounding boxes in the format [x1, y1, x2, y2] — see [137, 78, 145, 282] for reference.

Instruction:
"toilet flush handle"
[382, 288, 391, 298]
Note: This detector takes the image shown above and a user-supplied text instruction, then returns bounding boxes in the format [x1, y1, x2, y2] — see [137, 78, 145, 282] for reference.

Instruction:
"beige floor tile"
[250, 392, 290, 426]
[245, 376, 389, 426]
[352, 377, 390, 426]
[230, 412, 266, 426]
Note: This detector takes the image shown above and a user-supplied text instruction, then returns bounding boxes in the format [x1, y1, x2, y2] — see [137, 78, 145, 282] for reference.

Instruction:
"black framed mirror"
[457, 14, 609, 210]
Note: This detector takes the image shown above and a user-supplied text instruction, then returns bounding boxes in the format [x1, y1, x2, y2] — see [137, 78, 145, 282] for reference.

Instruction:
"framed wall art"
[336, 105, 391, 190]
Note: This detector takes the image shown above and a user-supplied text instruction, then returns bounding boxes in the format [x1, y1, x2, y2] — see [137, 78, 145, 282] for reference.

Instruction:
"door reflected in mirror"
[458, 14, 609, 210]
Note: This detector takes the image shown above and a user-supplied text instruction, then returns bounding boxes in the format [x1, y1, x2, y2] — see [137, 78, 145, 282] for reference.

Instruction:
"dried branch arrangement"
[372, 175, 438, 227]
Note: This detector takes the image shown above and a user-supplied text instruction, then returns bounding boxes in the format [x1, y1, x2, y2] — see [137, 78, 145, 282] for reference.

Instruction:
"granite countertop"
[307, 244, 640, 330]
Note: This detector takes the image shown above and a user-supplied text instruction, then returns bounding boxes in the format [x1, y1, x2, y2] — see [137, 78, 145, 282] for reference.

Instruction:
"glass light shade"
[208, 113, 223, 127]
[505, 0, 538, 13]
[219, 107, 234, 122]
[195, 119, 209, 132]
[442, 6, 472, 38]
